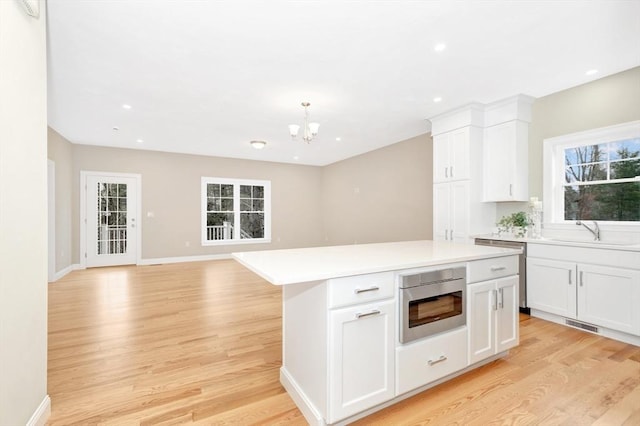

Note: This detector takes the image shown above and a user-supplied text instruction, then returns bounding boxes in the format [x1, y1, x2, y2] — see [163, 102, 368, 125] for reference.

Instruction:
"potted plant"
[496, 211, 531, 238]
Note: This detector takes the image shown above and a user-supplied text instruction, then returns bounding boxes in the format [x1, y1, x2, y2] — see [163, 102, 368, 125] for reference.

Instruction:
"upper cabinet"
[433, 127, 471, 183]
[429, 104, 495, 243]
[482, 95, 534, 202]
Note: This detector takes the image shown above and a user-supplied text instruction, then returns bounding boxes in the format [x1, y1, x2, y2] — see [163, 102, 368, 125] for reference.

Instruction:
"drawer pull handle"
[354, 286, 379, 294]
[427, 355, 448, 366]
[490, 266, 507, 271]
[355, 310, 380, 319]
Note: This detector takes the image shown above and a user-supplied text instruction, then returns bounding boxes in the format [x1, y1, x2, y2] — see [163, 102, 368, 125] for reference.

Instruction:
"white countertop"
[232, 240, 521, 285]
[474, 234, 640, 252]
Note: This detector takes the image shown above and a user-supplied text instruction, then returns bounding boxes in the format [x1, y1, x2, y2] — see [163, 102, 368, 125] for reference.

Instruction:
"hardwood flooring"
[48, 260, 640, 425]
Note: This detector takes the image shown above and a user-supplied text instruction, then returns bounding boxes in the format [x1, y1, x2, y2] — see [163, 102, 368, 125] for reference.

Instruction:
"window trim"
[542, 120, 640, 225]
[201, 177, 271, 246]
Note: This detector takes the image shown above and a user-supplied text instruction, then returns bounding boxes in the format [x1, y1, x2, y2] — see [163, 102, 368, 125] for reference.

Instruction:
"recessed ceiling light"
[433, 97, 442, 103]
[122, 104, 132, 109]
[136, 139, 144, 143]
[434, 43, 446, 52]
[250, 140, 267, 149]
[293, 156, 300, 161]
[336, 137, 341, 142]
[585, 69, 598, 76]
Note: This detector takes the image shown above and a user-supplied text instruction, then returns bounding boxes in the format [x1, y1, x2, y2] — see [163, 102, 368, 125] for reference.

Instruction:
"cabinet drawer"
[468, 255, 518, 283]
[396, 327, 468, 395]
[328, 272, 395, 309]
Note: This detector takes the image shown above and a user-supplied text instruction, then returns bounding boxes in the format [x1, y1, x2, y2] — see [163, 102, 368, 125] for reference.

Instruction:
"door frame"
[80, 171, 142, 268]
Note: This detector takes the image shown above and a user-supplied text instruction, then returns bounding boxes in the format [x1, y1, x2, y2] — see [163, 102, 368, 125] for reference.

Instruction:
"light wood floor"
[48, 260, 640, 425]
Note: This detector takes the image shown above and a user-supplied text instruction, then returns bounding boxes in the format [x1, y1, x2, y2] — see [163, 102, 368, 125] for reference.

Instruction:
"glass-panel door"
[85, 174, 138, 267]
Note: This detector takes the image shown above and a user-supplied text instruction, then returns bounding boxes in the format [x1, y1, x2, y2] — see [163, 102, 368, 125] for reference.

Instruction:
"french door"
[82, 172, 140, 267]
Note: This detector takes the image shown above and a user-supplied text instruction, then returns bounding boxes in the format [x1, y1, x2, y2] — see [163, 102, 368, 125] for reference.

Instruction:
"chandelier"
[288, 102, 319, 143]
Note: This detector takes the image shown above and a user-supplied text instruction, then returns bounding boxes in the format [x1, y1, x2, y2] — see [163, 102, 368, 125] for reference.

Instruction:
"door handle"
[509, 184, 513, 196]
[490, 266, 507, 272]
[568, 270, 572, 285]
[580, 271, 584, 287]
[499, 288, 504, 309]
[445, 167, 448, 178]
[450, 166, 453, 178]
[493, 289, 498, 311]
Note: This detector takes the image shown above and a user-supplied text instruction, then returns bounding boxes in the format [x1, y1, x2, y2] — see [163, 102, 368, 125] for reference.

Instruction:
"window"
[544, 121, 640, 223]
[201, 177, 271, 245]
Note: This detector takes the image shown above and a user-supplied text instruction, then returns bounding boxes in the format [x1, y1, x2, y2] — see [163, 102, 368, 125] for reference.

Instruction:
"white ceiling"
[46, 0, 640, 166]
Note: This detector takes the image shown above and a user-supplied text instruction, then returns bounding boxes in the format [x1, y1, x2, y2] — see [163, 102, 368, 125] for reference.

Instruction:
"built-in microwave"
[399, 266, 466, 344]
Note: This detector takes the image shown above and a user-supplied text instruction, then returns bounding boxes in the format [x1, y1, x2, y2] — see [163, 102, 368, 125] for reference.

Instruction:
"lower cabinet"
[468, 276, 519, 365]
[527, 257, 576, 317]
[396, 327, 468, 395]
[528, 257, 640, 335]
[327, 299, 395, 423]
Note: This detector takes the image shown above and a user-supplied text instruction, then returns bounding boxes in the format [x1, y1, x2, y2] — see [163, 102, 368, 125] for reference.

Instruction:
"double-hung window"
[201, 177, 271, 245]
[544, 121, 640, 223]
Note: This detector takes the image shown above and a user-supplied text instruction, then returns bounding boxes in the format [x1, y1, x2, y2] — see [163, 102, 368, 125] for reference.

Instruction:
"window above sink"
[543, 120, 640, 225]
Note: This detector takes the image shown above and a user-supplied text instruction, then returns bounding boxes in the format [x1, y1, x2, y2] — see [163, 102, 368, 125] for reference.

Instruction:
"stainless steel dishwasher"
[474, 238, 529, 314]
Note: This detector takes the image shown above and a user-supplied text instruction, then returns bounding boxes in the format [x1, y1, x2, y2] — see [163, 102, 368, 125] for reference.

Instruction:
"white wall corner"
[26, 395, 50, 426]
[52, 263, 82, 282]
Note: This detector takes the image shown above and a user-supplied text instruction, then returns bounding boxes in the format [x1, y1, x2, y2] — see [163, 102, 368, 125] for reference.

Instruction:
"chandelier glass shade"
[289, 102, 319, 143]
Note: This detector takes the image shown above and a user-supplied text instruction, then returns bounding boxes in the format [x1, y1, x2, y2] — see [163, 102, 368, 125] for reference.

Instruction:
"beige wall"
[69, 145, 325, 261]
[48, 128, 74, 272]
[497, 66, 640, 219]
[0, 0, 49, 424]
[49, 131, 433, 266]
[321, 133, 433, 245]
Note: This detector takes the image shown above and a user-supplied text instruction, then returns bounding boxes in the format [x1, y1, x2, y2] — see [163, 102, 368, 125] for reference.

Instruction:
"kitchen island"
[233, 240, 521, 425]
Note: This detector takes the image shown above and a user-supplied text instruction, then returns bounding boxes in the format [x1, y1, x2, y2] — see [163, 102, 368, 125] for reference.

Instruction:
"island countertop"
[232, 240, 521, 285]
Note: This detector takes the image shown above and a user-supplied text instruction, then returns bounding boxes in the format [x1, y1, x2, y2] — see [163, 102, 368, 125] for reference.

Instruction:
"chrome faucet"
[576, 220, 600, 241]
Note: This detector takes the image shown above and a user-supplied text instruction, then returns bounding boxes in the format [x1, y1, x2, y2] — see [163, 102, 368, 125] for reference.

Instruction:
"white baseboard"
[138, 253, 232, 266]
[26, 395, 50, 426]
[51, 263, 82, 282]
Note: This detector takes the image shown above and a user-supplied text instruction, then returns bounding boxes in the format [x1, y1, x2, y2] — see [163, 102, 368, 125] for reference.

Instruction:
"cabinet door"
[433, 133, 450, 183]
[496, 276, 519, 353]
[467, 280, 496, 365]
[449, 127, 470, 181]
[483, 121, 528, 202]
[577, 265, 640, 335]
[483, 123, 513, 201]
[449, 180, 470, 243]
[328, 299, 395, 423]
[433, 128, 470, 183]
[527, 258, 576, 318]
[433, 183, 451, 241]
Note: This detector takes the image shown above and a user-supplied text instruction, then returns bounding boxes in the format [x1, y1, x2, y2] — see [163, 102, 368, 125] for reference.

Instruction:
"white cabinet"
[578, 264, 640, 335]
[328, 299, 395, 423]
[281, 272, 396, 425]
[433, 181, 469, 243]
[429, 107, 495, 243]
[527, 257, 576, 318]
[528, 256, 640, 335]
[483, 120, 529, 202]
[467, 275, 519, 365]
[433, 127, 471, 183]
[395, 327, 468, 395]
